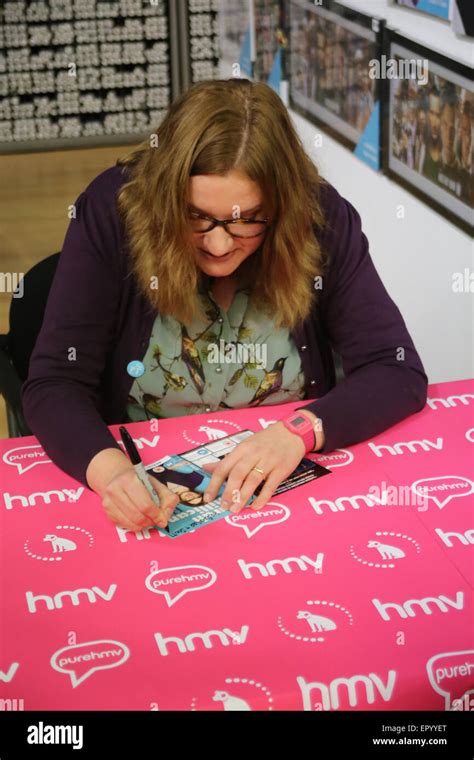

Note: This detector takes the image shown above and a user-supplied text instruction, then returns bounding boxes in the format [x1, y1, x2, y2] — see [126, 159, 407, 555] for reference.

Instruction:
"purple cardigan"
[21, 165, 428, 489]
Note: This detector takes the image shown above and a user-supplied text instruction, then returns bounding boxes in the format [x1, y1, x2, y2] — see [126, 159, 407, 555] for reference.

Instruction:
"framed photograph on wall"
[252, 0, 288, 98]
[392, 0, 451, 21]
[452, 0, 474, 37]
[382, 30, 473, 235]
[287, 0, 386, 171]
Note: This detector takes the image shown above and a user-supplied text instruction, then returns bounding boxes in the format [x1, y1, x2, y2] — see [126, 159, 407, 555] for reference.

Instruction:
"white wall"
[290, 110, 473, 384]
[289, 0, 473, 384]
[340, 0, 473, 66]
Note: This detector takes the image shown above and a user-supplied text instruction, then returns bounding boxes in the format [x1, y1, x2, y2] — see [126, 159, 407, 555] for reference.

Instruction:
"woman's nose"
[201, 226, 235, 255]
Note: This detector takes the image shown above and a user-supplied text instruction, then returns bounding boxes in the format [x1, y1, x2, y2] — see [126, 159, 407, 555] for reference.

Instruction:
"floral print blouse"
[125, 281, 306, 422]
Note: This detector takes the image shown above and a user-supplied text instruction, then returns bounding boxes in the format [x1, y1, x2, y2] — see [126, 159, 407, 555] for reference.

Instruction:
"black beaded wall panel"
[0, 0, 220, 152]
[185, 0, 219, 84]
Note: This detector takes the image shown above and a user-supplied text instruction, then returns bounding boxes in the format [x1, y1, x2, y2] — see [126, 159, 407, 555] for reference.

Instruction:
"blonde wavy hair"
[116, 78, 329, 330]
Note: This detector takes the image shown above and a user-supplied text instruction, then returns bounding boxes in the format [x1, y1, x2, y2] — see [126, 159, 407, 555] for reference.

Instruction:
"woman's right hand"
[86, 448, 180, 531]
[101, 468, 180, 532]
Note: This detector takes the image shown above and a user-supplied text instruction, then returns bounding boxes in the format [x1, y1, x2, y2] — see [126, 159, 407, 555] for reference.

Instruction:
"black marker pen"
[119, 425, 161, 508]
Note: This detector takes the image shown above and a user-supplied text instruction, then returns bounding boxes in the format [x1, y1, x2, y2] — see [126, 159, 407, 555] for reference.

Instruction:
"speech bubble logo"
[426, 650, 474, 709]
[313, 449, 353, 468]
[411, 476, 474, 509]
[3, 444, 51, 474]
[50, 640, 130, 688]
[145, 564, 217, 607]
[226, 502, 290, 538]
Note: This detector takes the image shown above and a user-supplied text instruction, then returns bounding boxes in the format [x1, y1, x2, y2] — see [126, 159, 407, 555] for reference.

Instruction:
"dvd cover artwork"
[147, 454, 228, 537]
[145, 430, 332, 538]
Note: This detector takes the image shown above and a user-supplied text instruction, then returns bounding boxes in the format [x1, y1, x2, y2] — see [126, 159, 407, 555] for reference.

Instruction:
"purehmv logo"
[27, 721, 83, 749]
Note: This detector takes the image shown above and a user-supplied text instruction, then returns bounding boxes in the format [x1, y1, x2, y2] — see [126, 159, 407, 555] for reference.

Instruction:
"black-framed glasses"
[188, 210, 269, 238]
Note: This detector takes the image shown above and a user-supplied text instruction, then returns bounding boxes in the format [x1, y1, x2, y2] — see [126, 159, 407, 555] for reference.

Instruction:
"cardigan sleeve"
[297, 183, 428, 453]
[21, 184, 124, 489]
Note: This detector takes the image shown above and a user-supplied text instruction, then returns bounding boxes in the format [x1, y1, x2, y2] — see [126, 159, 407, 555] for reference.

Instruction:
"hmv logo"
[0, 663, 19, 683]
[435, 527, 474, 547]
[428, 394, 474, 410]
[238, 553, 324, 579]
[0, 698, 24, 711]
[298, 670, 396, 710]
[3, 487, 85, 509]
[26, 584, 117, 613]
[373, 591, 464, 621]
[116, 526, 168, 541]
[154, 625, 249, 655]
[368, 438, 443, 457]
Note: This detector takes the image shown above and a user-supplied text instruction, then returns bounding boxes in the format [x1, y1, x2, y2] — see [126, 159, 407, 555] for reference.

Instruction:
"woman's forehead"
[188, 172, 262, 216]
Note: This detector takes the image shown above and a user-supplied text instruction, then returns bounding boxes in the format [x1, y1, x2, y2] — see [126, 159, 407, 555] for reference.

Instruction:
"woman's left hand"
[201, 421, 308, 513]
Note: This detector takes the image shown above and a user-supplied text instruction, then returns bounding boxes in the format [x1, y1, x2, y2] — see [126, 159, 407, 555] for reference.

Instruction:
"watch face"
[292, 416, 307, 426]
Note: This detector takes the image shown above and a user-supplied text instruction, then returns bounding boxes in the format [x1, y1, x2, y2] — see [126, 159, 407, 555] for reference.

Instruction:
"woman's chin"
[195, 254, 240, 276]
[202, 264, 236, 278]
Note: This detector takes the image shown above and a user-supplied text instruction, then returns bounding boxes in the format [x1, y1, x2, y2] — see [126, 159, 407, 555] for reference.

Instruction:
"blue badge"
[127, 360, 145, 378]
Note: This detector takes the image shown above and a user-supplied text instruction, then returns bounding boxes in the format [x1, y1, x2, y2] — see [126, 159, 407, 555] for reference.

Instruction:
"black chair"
[0, 252, 60, 438]
[0, 251, 344, 439]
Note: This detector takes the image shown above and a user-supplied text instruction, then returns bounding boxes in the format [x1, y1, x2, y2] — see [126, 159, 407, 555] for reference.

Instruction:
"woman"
[151, 462, 213, 503]
[21, 78, 428, 533]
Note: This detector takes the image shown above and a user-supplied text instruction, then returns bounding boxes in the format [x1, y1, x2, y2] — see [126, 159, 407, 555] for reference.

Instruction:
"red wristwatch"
[282, 411, 316, 454]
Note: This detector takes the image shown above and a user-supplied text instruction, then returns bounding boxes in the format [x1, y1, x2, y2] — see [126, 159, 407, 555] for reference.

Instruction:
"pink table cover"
[1, 379, 473, 711]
